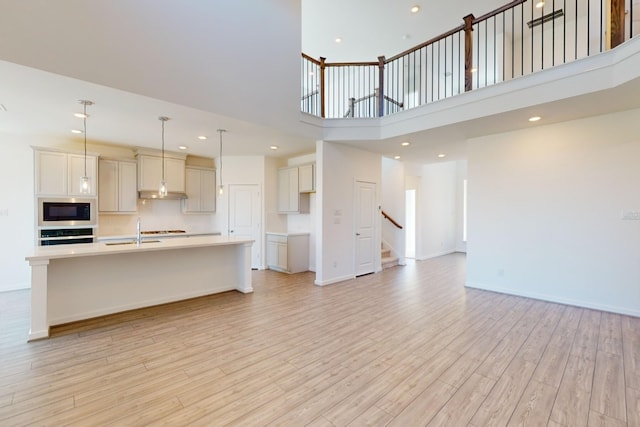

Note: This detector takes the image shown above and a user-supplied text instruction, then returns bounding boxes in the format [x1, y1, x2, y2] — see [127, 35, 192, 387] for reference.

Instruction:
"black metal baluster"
[531, 0, 534, 73]
[541, 0, 545, 70]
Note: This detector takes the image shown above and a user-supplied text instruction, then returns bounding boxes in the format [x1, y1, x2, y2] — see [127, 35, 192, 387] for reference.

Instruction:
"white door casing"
[355, 180, 376, 276]
[229, 184, 261, 269]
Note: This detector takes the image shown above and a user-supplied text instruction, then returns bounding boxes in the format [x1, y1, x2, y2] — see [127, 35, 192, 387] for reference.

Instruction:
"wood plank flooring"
[1, 253, 639, 426]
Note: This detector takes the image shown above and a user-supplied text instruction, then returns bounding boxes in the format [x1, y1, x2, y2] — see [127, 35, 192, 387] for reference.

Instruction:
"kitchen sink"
[105, 239, 162, 246]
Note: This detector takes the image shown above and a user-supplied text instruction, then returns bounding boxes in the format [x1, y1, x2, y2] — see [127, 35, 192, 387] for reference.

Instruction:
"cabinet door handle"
[230, 230, 234, 233]
[355, 233, 361, 236]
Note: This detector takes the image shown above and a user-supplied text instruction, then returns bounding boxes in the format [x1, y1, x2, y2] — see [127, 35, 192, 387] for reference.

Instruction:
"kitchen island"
[25, 235, 254, 340]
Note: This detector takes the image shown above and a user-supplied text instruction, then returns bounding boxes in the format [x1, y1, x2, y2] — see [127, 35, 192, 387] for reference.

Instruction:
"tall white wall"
[287, 153, 317, 272]
[416, 161, 458, 260]
[467, 108, 640, 316]
[455, 160, 468, 253]
[381, 157, 405, 264]
[265, 156, 288, 236]
[315, 141, 382, 285]
[0, 136, 34, 291]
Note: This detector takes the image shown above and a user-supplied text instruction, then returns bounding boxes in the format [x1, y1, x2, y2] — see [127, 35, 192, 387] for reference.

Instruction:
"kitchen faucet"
[136, 217, 142, 245]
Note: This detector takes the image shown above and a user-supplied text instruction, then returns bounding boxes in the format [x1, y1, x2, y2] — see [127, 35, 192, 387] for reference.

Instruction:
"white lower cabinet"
[266, 233, 309, 274]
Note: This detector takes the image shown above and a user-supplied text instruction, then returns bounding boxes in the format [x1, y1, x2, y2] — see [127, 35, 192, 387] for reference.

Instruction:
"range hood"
[138, 191, 188, 200]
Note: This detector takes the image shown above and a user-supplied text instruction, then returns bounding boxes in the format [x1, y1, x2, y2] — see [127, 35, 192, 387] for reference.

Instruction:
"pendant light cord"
[83, 102, 87, 177]
[219, 130, 223, 187]
[161, 118, 165, 181]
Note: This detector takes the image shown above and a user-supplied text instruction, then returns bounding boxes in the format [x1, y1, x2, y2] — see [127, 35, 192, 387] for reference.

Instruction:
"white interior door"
[355, 181, 376, 276]
[229, 184, 261, 269]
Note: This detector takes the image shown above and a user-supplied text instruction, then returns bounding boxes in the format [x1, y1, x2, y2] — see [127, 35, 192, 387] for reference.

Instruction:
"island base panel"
[47, 245, 249, 326]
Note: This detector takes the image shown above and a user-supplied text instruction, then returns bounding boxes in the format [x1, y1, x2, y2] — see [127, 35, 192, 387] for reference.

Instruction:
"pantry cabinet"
[98, 159, 137, 213]
[183, 166, 216, 213]
[35, 148, 98, 197]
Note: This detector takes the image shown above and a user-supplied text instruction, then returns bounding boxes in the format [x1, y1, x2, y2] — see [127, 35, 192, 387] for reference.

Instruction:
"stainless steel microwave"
[38, 198, 96, 227]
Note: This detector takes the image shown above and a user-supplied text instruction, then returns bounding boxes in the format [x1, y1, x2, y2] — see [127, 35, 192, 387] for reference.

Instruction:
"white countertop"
[97, 231, 221, 241]
[26, 235, 253, 262]
[265, 231, 310, 237]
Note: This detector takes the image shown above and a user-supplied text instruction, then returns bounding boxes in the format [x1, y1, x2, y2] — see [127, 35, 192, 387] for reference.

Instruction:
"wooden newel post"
[610, 0, 625, 49]
[320, 57, 326, 118]
[377, 56, 385, 117]
[463, 14, 475, 92]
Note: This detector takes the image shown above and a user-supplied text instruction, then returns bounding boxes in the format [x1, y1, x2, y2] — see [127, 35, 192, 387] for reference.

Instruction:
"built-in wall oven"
[37, 198, 97, 245]
[39, 227, 95, 246]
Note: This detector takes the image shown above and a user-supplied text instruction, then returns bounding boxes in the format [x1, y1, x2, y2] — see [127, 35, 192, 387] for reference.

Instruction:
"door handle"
[230, 230, 234, 233]
[356, 233, 361, 236]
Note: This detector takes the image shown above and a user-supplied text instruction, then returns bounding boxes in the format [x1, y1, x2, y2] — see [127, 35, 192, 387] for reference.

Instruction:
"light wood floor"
[1, 254, 639, 426]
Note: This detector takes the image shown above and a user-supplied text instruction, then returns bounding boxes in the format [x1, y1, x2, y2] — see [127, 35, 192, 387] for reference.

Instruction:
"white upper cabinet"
[298, 163, 315, 193]
[278, 165, 311, 214]
[35, 148, 97, 197]
[278, 166, 299, 213]
[183, 167, 216, 213]
[98, 159, 137, 213]
[136, 151, 186, 193]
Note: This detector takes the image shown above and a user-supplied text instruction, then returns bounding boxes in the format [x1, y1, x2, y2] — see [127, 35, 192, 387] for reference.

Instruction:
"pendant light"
[78, 100, 93, 194]
[158, 116, 170, 198]
[217, 129, 227, 195]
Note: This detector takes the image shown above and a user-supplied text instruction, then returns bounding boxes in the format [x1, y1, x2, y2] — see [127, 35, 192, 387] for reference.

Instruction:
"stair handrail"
[302, 0, 636, 118]
[381, 210, 403, 229]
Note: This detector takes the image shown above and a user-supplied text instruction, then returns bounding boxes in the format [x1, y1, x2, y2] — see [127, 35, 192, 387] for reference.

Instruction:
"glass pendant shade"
[80, 175, 90, 194]
[159, 180, 168, 198]
[218, 184, 224, 195]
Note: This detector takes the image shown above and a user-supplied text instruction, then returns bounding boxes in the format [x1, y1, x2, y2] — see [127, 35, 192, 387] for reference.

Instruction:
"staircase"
[381, 244, 399, 270]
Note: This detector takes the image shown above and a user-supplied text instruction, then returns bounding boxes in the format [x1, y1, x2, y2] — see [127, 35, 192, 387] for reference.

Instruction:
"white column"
[28, 259, 50, 340]
[235, 242, 253, 294]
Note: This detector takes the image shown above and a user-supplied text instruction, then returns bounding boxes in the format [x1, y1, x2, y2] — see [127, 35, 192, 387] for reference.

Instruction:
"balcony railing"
[302, 0, 638, 119]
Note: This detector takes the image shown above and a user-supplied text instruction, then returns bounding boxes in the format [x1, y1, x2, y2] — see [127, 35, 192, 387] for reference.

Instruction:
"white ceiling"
[0, 0, 638, 163]
[302, 0, 507, 62]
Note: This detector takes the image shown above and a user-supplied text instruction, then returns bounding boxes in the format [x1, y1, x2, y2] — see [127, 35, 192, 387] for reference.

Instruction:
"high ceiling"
[0, 0, 638, 164]
[302, 0, 507, 62]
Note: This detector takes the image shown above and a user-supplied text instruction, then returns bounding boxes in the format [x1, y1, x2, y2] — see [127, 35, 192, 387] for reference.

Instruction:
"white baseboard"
[416, 249, 456, 261]
[0, 282, 30, 292]
[315, 274, 356, 286]
[465, 281, 640, 318]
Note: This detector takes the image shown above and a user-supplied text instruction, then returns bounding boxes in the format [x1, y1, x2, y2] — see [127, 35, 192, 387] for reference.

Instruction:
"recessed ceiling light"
[71, 129, 83, 134]
[197, 135, 207, 140]
[74, 112, 88, 118]
[394, 155, 401, 160]
[438, 154, 446, 158]
[535, 1, 545, 8]
[401, 141, 410, 146]
[178, 145, 188, 150]
[335, 37, 342, 44]
[528, 116, 542, 122]
[411, 5, 420, 13]
[270, 145, 279, 150]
